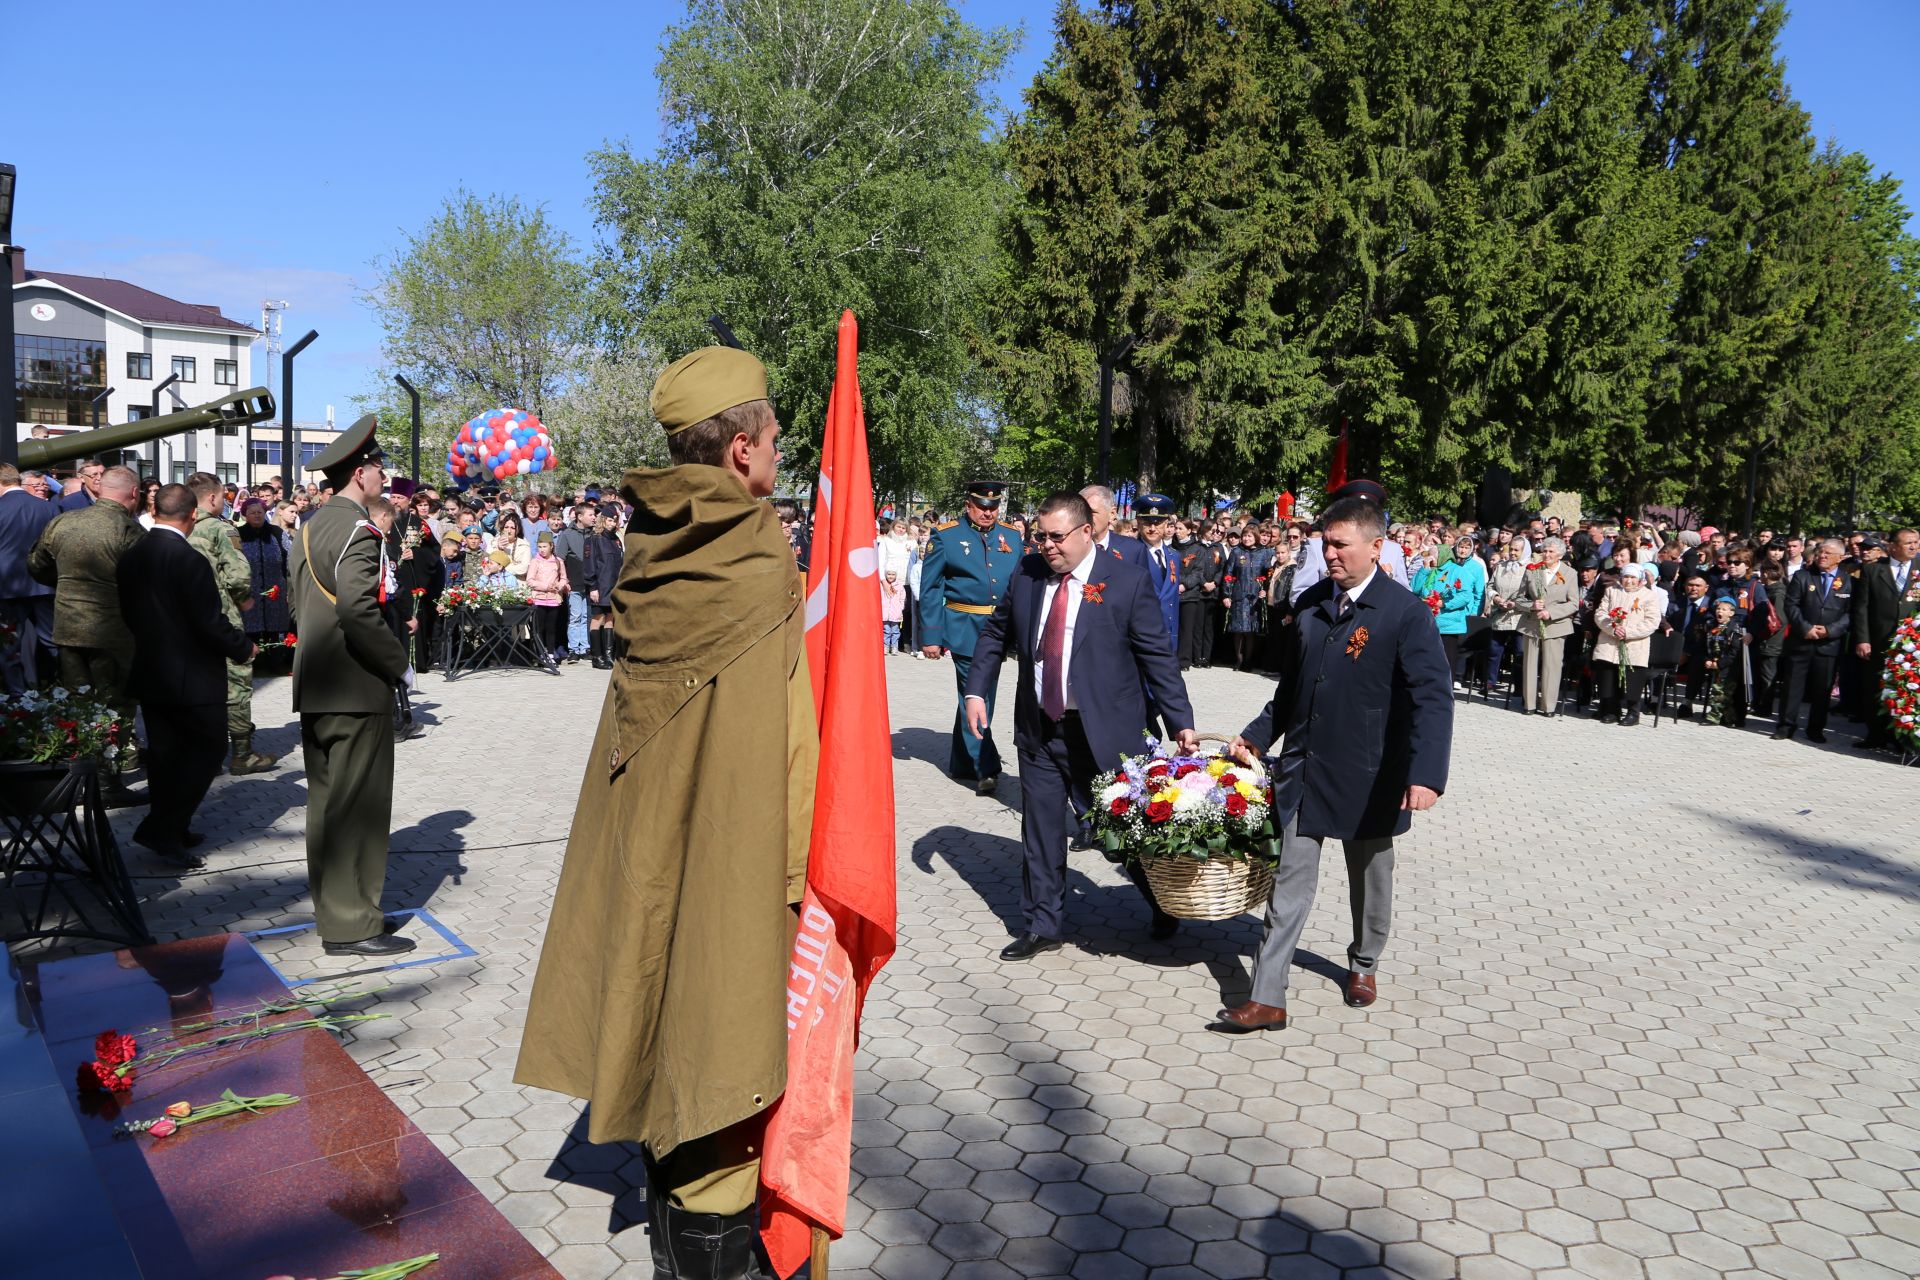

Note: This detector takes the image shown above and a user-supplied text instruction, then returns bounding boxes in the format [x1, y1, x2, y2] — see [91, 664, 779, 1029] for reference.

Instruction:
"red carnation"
[284, 632, 298, 646]
[1146, 762, 1170, 778]
[1225, 793, 1248, 817]
[1109, 798, 1131, 816]
[1146, 800, 1173, 823]
[77, 1060, 132, 1094]
[1220, 773, 1238, 787]
[94, 1031, 136, 1066]
[1175, 763, 1201, 779]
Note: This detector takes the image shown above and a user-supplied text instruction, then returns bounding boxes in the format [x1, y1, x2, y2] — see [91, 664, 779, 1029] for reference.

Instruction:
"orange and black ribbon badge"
[1346, 625, 1369, 660]
[1082, 582, 1106, 605]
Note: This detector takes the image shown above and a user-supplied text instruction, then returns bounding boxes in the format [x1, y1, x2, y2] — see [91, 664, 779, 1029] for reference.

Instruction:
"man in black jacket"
[1222, 496, 1453, 1032]
[119, 485, 257, 866]
[1775, 538, 1853, 743]
[1850, 527, 1920, 749]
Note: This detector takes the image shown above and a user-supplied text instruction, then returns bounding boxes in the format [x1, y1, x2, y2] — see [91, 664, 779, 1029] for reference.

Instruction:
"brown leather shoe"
[1345, 972, 1377, 1008]
[1209, 1001, 1287, 1034]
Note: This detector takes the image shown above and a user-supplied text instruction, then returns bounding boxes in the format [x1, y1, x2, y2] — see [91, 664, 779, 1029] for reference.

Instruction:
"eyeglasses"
[1031, 525, 1088, 545]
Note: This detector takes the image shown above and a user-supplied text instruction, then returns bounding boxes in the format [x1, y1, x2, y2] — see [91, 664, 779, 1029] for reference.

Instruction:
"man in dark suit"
[118, 484, 258, 867]
[1220, 496, 1453, 1032]
[1775, 538, 1853, 743]
[1081, 484, 1152, 574]
[966, 491, 1199, 960]
[1850, 527, 1919, 750]
[1665, 571, 1712, 716]
[0, 463, 60, 690]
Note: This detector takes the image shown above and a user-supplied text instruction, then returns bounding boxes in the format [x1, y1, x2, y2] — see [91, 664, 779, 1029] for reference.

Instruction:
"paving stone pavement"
[97, 654, 1920, 1280]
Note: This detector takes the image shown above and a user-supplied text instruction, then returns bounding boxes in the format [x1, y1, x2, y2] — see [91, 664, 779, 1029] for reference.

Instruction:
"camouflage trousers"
[226, 659, 254, 738]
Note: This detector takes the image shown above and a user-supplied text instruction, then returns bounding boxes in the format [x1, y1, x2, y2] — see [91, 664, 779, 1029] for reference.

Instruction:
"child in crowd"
[526, 531, 572, 665]
[441, 534, 465, 591]
[1701, 596, 1748, 727]
[880, 568, 906, 655]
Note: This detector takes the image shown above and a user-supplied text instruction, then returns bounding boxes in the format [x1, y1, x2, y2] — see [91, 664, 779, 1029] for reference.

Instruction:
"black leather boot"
[650, 1199, 772, 1279]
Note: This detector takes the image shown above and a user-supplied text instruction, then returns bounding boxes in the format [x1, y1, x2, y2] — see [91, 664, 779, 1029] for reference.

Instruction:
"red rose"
[1146, 800, 1173, 823]
[1110, 798, 1131, 816]
[94, 1031, 136, 1066]
[1225, 793, 1248, 817]
[1220, 773, 1238, 787]
[284, 632, 298, 646]
[1175, 763, 1201, 779]
[1116, 772, 1130, 783]
[1146, 762, 1170, 778]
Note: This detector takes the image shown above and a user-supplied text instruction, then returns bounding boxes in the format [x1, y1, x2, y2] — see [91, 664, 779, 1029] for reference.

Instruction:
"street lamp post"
[1096, 334, 1136, 489]
[1, 162, 18, 468]
[90, 385, 114, 430]
[280, 329, 317, 489]
[149, 372, 180, 479]
[394, 373, 421, 482]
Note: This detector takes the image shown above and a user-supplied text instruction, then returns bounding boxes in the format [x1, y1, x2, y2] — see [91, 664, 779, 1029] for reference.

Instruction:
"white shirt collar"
[1339, 568, 1379, 606]
[1064, 546, 1098, 583]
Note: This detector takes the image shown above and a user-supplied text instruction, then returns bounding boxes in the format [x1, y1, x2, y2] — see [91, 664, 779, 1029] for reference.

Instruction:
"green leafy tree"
[592, 0, 1014, 504]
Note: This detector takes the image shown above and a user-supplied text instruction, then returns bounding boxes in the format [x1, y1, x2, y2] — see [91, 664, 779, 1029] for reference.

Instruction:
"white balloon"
[517, 458, 532, 474]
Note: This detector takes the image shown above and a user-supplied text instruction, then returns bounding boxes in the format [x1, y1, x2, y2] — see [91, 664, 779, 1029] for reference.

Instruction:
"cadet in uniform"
[186, 473, 279, 775]
[28, 464, 146, 791]
[287, 415, 417, 958]
[918, 480, 1023, 794]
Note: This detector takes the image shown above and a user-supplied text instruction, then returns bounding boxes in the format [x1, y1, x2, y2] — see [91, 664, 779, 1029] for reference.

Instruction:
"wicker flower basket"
[1133, 733, 1274, 920]
[1139, 854, 1273, 921]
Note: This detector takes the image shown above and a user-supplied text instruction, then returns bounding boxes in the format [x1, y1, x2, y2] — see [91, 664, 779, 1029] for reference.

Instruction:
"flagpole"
[811, 1226, 830, 1277]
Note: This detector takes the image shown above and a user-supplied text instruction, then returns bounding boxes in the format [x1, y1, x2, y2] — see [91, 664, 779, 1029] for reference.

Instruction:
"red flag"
[759, 310, 899, 1278]
[1325, 417, 1349, 493]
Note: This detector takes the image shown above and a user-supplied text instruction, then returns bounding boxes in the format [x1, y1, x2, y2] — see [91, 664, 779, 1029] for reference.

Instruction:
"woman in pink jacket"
[526, 531, 572, 665]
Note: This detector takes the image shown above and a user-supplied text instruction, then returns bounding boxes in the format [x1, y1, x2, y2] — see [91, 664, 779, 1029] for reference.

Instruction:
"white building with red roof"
[10, 250, 258, 483]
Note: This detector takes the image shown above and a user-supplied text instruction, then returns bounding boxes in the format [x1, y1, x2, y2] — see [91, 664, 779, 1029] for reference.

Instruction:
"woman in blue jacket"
[1432, 536, 1486, 689]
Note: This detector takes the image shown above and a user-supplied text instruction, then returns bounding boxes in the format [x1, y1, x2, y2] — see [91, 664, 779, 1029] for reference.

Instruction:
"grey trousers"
[1520, 631, 1565, 712]
[1249, 814, 1395, 1007]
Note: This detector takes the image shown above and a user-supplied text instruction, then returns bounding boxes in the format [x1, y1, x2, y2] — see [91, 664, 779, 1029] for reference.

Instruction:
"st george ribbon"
[759, 310, 899, 1278]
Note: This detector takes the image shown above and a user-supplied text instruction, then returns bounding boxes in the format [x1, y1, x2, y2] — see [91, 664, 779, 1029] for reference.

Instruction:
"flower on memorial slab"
[95, 1031, 137, 1066]
[165, 1101, 192, 1118]
[147, 1118, 177, 1138]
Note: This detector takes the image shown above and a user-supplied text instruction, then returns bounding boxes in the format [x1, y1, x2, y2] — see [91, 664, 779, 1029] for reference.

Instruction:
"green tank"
[19, 387, 277, 471]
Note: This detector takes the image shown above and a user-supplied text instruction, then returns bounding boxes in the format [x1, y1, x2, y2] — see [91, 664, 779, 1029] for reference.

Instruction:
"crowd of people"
[874, 485, 1918, 755]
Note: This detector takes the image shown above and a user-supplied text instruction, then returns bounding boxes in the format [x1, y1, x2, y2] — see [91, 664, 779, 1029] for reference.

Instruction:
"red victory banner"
[759, 310, 899, 1277]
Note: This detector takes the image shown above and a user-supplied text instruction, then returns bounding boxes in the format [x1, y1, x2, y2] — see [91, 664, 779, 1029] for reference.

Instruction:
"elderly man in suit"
[119, 485, 258, 867]
[1512, 536, 1581, 715]
[1850, 527, 1920, 750]
[1775, 538, 1853, 743]
[1220, 495, 1454, 1032]
[1081, 484, 1151, 573]
[966, 491, 1199, 960]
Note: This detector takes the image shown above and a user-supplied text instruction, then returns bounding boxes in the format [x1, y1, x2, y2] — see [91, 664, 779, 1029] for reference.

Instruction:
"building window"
[172, 355, 197, 382]
[128, 352, 153, 379]
[217, 422, 238, 437]
[127, 406, 154, 422]
[217, 464, 239, 486]
[215, 359, 237, 386]
[16, 335, 106, 394]
[249, 440, 329, 468]
[171, 463, 190, 484]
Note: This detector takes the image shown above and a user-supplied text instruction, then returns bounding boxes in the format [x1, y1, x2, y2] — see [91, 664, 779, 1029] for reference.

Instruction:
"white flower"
[1099, 781, 1131, 805]
[1173, 786, 1206, 814]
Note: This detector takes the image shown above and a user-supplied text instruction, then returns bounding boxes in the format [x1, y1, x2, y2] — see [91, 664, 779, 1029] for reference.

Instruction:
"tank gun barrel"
[19, 388, 277, 472]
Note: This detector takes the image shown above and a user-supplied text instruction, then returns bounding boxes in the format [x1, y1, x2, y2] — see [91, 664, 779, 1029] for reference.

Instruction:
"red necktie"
[1041, 574, 1073, 720]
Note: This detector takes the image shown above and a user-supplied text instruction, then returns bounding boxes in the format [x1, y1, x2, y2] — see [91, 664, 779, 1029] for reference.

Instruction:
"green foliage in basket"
[0, 685, 128, 764]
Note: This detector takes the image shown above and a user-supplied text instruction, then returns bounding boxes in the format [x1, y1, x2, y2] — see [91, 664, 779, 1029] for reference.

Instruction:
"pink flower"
[148, 1118, 177, 1137]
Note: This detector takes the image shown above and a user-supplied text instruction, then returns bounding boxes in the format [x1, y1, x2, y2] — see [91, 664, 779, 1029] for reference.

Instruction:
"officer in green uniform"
[918, 480, 1023, 794]
[287, 415, 417, 958]
[27, 464, 146, 787]
[185, 473, 279, 775]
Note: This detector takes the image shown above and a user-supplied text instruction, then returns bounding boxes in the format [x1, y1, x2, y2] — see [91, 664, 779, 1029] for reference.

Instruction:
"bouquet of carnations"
[0, 686, 128, 765]
[436, 580, 530, 616]
[1090, 739, 1277, 864]
[1879, 615, 1920, 755]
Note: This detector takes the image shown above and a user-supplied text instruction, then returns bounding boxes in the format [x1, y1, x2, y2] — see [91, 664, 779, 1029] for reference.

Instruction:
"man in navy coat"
[1222, 495, 1453, 1031]
[966, 491, 1199, 960]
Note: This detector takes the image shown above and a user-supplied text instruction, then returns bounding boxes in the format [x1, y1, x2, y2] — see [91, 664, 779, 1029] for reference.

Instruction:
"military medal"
[962, 542, 971, 556]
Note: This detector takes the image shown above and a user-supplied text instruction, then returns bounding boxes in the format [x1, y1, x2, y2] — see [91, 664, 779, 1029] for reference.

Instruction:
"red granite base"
[25, 932, 559, 1280]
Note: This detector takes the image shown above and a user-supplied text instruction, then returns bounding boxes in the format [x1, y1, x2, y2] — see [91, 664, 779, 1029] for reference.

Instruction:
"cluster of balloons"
[445, 409, 557, 487]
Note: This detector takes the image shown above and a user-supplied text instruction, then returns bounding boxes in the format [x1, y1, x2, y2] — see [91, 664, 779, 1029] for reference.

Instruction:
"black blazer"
[1783, 565, 1853, 655]
[118, 528, 254, 707]
[1850, 560, 1918, 652]
[966, 552, 1194, 775]
[1241, 573, 1454, 841]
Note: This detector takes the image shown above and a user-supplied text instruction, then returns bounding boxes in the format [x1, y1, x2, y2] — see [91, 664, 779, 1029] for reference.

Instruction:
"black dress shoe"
[1807, 730, 1828, 744]
[1000, 932, 1062, 961]
[1620, 711, 1642, 727]
[323, 933, 418, 958]
[183, 830, 206, 849]
[975, 775, 1000, 797]
[132, 831, 204, 869]
[1771, 726, 1794, 740]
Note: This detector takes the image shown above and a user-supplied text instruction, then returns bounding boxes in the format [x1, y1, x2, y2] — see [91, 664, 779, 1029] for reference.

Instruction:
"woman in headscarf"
[1592, 561, 1664, 725]
[236, 497, 291, 642]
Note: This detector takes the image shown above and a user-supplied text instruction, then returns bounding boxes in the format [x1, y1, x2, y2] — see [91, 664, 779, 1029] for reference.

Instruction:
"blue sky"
[9, 0, 1911, 429]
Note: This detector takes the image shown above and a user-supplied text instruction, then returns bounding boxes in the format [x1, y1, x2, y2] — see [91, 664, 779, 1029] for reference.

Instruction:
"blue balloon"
[529, 460, 543, 473]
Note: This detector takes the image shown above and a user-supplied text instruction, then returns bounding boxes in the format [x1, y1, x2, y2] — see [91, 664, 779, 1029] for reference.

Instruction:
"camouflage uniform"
[189, 511, 277, 773]
[27, 499, 144, 774]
